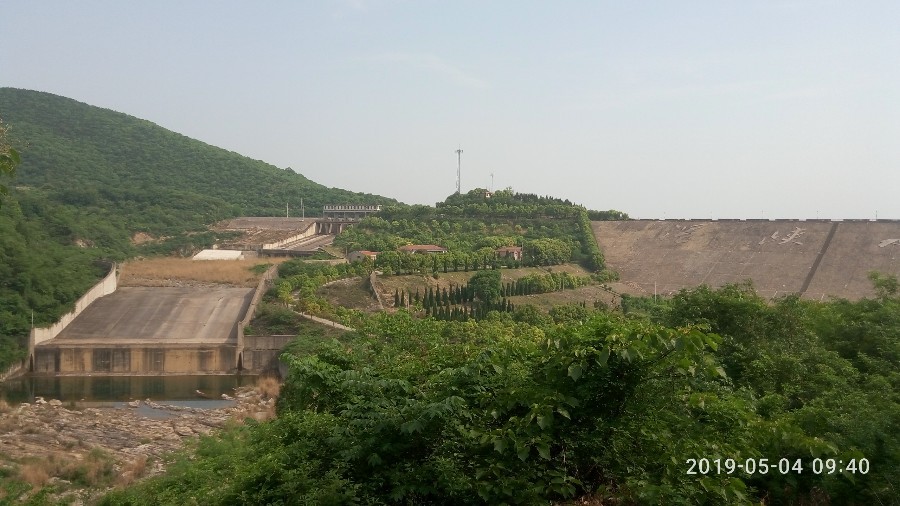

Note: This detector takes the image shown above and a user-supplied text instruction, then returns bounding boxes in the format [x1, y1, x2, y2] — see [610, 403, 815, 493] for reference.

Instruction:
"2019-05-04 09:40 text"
[685, 457, 869, 475]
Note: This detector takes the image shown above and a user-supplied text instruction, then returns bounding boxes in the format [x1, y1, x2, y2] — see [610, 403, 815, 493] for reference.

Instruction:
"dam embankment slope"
[593, 219, 900, 300]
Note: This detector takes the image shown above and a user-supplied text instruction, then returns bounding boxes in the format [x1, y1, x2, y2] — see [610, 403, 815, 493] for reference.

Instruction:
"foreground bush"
[103, 282, 899, 504]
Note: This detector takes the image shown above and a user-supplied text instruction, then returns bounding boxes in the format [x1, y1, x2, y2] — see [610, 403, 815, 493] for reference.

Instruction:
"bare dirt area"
[120, 257, 286, 288]
[508, 285, 620, 311]
[129, 232, 162, 245]
[317, 277, 382, 313]
[0, 383, 278, 504]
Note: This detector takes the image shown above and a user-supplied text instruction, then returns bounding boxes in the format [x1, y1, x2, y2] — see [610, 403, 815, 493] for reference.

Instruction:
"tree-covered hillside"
[335, 188, 627, 272]
[0, 88, 397, 237]
[0, 88, 398, 370]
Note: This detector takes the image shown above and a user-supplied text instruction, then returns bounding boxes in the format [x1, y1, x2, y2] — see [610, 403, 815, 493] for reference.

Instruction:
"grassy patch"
[248, 301, 354, 339]
[120, 257, 286, 287]
[255, 377, 281, 399]
[117, 455, 148, 488]
[507, 285, 619, 311]
[246, 303, 302, 335]
[280, 323, 353, 358]
[15, 448, 116, 490]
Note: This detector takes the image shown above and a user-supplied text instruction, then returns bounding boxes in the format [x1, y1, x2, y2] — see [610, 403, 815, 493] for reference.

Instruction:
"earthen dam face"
[593, 220, 900, 300]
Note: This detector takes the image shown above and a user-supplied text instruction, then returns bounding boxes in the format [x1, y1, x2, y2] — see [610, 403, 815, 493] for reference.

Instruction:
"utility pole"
[490, 173, 494, 192]
[455, 146, 463, 194]
[286, 202, 289, 218]
[301, 198, 305, 220]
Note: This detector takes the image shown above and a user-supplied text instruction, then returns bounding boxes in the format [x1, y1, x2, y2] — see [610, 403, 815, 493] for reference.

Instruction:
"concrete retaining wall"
[28, 263, 118, 368]
[32, 345, 238, 375]
[261, 222, 316, 250]
[241, 335, 295, 373]
[236, 265, 280, 368]
[0, 360, 26, 382]
[369, 271, 387, 310]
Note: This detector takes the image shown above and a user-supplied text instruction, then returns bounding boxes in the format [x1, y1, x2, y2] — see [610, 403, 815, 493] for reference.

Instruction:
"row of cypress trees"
[393, 285, 516, 321]
[394, 284, 476, 308]
[424, 299, 515, 321]
[392, 277, 588, 310]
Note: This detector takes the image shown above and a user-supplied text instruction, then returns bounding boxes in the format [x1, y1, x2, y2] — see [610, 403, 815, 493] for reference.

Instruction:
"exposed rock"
[0, 385, 270, 501]
[172, 425, 194, 437]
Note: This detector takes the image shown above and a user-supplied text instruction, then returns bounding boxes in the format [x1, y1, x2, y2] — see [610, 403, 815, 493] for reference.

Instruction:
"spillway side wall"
[236, 265, 280, 367]
[28, 263, 118, 368]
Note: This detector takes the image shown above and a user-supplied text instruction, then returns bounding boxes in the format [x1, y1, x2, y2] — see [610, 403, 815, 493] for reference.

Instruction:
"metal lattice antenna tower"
[455, 146, 463, 194]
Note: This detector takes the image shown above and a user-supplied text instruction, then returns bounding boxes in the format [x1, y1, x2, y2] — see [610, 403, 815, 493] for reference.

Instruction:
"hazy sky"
[2, 1, 898, 219]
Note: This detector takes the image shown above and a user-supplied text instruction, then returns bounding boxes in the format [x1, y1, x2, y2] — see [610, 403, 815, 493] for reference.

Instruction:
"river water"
[0, 374, 259, 405]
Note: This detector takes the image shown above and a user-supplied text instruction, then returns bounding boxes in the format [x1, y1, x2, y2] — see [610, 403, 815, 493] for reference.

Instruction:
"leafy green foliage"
[468, 269, 501, 304]
[0, 117, 19, 205]
[516, 271, 592, 295]
[103, 276, 900, 504]
[664, 281, 900, 504]
[0, 88, 397, 233]
[0, 196, 113, 369]
[868, 270, 899, 299]
[108, 312, 770, 505]
[265, 258, 374, 328]
[335, 188, 614, 272]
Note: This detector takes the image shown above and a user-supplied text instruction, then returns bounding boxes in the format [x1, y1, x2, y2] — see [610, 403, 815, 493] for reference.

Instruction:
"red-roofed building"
[495, 246, 523, 261]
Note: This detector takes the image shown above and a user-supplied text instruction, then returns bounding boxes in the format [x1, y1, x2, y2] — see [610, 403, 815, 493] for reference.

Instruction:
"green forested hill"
[0, 88, 398, 369]
[0, 88, 396, 236]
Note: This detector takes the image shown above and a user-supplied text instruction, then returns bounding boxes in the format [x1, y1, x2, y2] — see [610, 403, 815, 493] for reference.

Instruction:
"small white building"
[193, 249, 244, 260]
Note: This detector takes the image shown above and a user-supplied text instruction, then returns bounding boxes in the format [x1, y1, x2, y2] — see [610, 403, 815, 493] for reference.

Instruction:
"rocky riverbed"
[0, 385, 277, 504]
